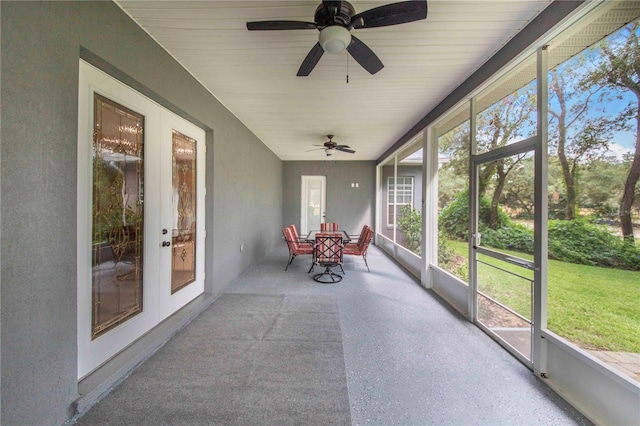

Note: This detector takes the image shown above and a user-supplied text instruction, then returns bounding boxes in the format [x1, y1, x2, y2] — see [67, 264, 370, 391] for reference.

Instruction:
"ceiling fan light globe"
[325, 148, 336, 156]
[319, 26, 351, 53]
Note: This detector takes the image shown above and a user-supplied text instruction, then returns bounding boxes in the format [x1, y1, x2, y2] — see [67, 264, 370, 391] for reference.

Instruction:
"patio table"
[305, 230, 351, 244]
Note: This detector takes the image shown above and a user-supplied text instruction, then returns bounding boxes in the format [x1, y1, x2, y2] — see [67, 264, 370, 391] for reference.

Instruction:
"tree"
[581, 157, 627, 218]
[548, 63, 613, 220]
[586, 21, 640, 242]
[503, 156, 535, 218]
[437, 121, 470, 209]
[476, 86, 536, 228]
[438, 87, 535, 229]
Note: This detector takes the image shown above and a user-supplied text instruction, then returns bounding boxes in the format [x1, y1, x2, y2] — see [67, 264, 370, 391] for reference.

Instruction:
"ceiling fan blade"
[336, 146, 356, 154]
[297, 43, 325, 77]
[347, 35, 384, 75]
[351, 1, 427, 29]
[247, 21, 318, 31]
[322, 1, 343, 18]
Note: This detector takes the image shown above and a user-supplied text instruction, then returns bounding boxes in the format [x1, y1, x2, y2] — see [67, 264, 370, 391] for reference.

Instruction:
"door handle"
[505, 256, 535, 270]
[162, 241, 171, 247]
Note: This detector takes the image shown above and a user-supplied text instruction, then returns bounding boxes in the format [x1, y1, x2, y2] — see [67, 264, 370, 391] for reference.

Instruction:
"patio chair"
[310, 232, 344, 283]
[320, 222, 339, 232]
[344, 225, 373, 272]
[348, 225, 369, 245]
[283, 225, 313, 270]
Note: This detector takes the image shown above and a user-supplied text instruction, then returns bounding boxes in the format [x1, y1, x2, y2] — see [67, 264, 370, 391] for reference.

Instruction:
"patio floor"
[588, 350, 640, 382]
[79, 243, 594, 425]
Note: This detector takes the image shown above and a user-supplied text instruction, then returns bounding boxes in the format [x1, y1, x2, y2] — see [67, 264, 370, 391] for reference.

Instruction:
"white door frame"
[300, 175, 326, 235]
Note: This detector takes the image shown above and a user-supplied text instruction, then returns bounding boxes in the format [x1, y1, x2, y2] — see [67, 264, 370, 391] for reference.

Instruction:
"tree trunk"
[564, 166, 577, 220]
[619, 98, 640, 243]
[551, 70, 578, 220]
[489, 161, 507, 229]
[478, 161, 495, 198]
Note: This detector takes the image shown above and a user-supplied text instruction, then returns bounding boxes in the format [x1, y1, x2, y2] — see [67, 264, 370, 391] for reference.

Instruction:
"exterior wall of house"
[1, 2, 282, 424]
[282, 161, 376, 236]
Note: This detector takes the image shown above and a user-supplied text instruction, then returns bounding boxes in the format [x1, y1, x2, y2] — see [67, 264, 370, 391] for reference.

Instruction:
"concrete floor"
[588, 350, 640, 382]
[227, 244, 593, 425]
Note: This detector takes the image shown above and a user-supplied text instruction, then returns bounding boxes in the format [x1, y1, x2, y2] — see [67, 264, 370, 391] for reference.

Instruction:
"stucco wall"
[282, 161, 376, 236]
[1, 2, 281, 424]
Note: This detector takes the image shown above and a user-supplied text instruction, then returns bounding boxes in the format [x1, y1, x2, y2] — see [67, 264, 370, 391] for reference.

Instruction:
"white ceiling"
[116, 0, 552, 161]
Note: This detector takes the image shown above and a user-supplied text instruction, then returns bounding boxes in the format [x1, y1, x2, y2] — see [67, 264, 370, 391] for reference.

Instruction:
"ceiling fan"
[246, 1, 427, 76]
[309, 135, 355, 156]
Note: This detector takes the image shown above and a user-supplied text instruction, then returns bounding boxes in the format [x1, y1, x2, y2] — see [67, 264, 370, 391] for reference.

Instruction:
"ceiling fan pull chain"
[346, 52, 349, 84]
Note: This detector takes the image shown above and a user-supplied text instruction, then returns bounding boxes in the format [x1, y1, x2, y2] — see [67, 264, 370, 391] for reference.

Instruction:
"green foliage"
[440, 188, 639, 270]
[397, 205, 422, 254]
[438, 231, 468, 281]
[93, 158, 142, 244]
[481, 222, 534, 254]
[548, 219, 640, 270]
[438, 190, 508, 240]
[439, 191, 471, 240]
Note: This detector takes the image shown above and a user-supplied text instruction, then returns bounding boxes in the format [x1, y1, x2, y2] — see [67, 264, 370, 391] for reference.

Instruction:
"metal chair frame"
[309, 233, 344, 283]
[283, 225, 313, 270]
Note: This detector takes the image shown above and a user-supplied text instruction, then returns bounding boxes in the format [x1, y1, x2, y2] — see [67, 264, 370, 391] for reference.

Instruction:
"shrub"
[439, 190, 640, 271]
[397, 205, 422, 254]
[481, 222, 534, 254]
[548, 219, 640, 270]
[439, 190, 508, 241]
[438, 231, 469, 281]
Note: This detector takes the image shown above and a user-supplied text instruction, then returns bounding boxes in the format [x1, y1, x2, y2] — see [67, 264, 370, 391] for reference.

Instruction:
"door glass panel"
[171, 130, 197, 294]
[92, 94, 144, 339]
[306, 179, 322, 231]
[477, 253, 533, 360]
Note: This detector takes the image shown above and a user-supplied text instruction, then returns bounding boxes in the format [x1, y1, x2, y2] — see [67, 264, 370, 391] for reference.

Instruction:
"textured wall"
[282, 161, 376, 236]
[1, 2, 281, 424]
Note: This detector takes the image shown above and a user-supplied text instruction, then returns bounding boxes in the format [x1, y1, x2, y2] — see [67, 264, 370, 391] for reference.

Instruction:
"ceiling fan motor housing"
[314, 1, 355, 27]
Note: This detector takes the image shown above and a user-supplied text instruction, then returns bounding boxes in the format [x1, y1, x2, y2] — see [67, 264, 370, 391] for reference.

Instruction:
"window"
[387, 176, 414, 227]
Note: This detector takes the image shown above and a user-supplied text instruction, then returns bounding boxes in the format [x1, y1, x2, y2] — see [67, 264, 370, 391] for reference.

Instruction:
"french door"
[77, 61, 205, 378]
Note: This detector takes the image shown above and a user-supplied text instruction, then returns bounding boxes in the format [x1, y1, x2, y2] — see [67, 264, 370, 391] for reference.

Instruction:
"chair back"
[290, 224, 301, 241]
[358, 226, 374, 253]
[320, 222, 339, 232]
[314, 233, 343, 265]
[283, 226, 299, 252]
[355, 225, 368, 245]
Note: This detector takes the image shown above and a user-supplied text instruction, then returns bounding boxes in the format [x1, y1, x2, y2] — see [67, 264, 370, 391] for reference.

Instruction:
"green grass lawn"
[447, 240, 640, 353]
